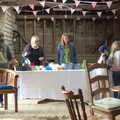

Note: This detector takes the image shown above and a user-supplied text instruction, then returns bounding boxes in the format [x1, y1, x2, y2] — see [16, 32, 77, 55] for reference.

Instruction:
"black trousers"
[112, 71, 120, 99]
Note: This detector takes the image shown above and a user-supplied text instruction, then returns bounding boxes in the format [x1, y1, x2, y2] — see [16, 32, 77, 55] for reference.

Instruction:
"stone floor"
[0, 99, 120, 120]
[0, 99, 69, 120]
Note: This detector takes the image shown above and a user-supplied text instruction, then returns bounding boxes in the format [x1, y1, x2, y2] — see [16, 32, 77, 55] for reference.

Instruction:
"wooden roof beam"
[16, 14, 117, 20]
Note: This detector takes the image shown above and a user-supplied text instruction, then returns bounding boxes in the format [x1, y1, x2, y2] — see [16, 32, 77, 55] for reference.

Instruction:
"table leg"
[37, 98, 64, 104]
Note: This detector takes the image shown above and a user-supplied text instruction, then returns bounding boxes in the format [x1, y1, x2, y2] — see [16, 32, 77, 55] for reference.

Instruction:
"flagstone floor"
[0, 99, 120, 120]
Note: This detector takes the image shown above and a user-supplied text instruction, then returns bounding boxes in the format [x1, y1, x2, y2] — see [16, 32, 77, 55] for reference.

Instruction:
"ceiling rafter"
[0, 0, 120, 11]
[1, 0, 120, 20]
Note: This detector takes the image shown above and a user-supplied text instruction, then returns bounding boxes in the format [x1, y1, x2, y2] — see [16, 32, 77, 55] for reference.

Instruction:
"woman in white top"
[107, 41, 120, 98]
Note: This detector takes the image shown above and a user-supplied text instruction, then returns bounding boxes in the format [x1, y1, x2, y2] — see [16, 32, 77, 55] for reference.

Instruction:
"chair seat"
[94, 97, 120, 110]
[0, 84, 15, 90]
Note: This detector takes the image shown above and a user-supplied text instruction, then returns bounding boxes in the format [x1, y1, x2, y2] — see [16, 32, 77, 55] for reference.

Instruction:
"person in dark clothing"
[0, 33, 14, 68]
[22, 35, 45, 67]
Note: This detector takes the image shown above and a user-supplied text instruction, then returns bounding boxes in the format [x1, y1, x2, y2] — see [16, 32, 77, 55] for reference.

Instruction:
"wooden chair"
[61, 86, 87, 120]
[85, 63, 120, 120]
[0, 68, 19, 112]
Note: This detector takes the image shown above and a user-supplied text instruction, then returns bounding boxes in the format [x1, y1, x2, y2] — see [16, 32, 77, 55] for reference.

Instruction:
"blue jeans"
[112, 71, 120, 99]
[0, 94, 3, 103]
[64, 63, 80, 70]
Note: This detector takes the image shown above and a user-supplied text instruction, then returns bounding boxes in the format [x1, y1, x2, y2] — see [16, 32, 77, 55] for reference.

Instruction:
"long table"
[17, 70, 87, 100]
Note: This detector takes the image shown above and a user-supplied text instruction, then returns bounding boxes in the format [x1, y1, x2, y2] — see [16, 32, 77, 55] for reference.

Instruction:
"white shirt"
[97, 53, 106, 64]
[113, 50, 120, 65]
[108, 50, 120, 71]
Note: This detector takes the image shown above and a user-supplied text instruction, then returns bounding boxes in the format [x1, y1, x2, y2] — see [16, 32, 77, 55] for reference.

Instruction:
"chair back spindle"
[61, 86, 87, 120]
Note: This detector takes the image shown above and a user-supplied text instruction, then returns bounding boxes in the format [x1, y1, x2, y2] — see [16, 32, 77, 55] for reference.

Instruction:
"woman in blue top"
[57, 33, 77, 69]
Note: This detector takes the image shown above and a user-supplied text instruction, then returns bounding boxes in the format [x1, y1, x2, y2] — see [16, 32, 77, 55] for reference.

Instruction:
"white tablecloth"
[17, 70, 87, 100]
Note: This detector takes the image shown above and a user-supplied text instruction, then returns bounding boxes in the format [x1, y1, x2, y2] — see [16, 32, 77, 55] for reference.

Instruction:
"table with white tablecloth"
[17, 70, 87, 100]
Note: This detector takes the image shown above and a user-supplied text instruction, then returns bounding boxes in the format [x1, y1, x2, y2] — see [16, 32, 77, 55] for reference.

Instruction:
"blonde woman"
[56, 33, 77, 69]
[22, 35, 45, 66]
[108, 41, 120, 68]
[107, 41, 120, 98]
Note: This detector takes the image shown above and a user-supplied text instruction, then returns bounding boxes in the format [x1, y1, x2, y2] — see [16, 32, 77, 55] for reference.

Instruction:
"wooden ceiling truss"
[0, 0, 120, 20]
